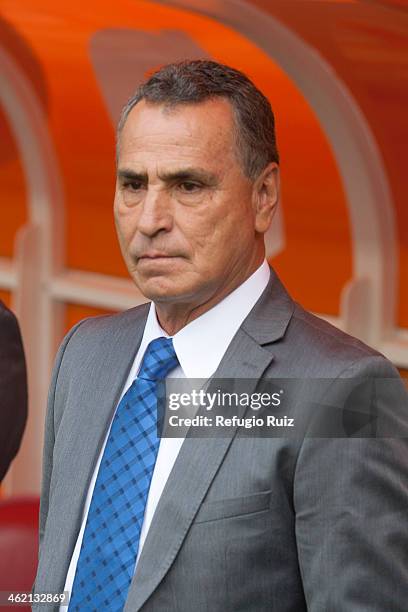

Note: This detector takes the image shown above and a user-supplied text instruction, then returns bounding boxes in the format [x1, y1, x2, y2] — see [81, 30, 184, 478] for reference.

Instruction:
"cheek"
[114, 216, 128, 248]
[186, 196, 229, 239]
[184, 219, 236, 273]
[181, 219, 223, 262]
[193, 201, 249, 247]
[115, 204, 138, 245]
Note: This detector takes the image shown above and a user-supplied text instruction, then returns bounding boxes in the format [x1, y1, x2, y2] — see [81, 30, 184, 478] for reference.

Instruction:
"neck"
[154, 253, 265, 336]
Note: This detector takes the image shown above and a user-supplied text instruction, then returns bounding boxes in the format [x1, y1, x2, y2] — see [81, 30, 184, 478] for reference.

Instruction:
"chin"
[133, 275, 189, 302]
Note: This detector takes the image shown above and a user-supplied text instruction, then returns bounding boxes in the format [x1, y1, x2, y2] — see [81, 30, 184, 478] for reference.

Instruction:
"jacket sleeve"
[36, 320, 87, 573]
[294, 355, 408, 611]
[0, 302, 28, 482]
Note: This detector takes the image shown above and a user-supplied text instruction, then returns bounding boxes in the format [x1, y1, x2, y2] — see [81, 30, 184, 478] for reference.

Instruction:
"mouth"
[136, 253, 183, 266]
[138, 253, 178, 260]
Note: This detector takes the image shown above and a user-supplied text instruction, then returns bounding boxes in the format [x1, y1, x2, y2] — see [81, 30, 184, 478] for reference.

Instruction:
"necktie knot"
[137, 337, 179, 381]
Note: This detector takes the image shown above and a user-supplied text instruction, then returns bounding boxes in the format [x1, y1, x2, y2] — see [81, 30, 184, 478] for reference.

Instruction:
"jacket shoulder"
[67, 301, 149, 338]
[293, 303, 382, 358]
[279, 302, 391, 377]
[53, 302, 150, 370]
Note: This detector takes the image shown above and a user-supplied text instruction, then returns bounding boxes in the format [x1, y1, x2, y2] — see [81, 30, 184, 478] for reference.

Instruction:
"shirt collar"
[140, 259, 270, 379]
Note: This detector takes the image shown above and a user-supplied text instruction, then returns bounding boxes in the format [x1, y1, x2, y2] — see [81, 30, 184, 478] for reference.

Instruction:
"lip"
[137, 253, 184, 264]
[138, 253, 178, 260]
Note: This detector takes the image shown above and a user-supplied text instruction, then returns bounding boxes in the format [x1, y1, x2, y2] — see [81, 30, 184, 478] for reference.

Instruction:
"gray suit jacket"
[34, 269, 408, 611]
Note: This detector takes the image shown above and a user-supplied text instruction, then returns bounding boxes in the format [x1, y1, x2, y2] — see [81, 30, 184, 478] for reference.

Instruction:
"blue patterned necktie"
[68, 337, 179, 612]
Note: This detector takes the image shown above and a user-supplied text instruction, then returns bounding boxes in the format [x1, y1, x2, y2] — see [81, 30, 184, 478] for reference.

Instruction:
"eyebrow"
[117, 169, 147, 182]
[117, 167, 218, 185]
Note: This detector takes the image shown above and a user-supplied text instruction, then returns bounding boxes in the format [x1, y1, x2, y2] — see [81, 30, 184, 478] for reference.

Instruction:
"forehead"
[118, 98, 238, 167]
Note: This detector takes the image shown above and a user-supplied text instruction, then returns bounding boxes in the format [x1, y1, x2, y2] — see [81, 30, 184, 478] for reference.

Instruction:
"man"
[0, 300, 27, 482]
[34, 60, 408, 611]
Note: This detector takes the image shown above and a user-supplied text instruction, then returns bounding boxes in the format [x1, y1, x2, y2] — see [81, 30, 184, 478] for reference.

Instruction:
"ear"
[253, 163, 280, 234]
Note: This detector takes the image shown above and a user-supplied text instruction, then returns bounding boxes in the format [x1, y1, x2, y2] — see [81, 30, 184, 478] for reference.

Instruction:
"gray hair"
[116, 59, 279, 179]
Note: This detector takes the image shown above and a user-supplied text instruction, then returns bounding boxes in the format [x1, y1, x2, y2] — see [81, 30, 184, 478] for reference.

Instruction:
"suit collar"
[241, 265, 295, 346]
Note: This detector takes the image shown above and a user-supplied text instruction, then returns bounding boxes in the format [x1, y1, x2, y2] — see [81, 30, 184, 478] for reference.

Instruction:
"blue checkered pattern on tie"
[68, 337, 179, 612]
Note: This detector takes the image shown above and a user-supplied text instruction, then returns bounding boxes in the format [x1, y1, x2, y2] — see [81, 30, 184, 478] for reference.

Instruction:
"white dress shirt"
[61, 260, 270, 607]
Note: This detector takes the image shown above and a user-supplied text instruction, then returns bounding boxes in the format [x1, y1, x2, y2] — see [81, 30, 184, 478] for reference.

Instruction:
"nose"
[137, 186, 173, 237]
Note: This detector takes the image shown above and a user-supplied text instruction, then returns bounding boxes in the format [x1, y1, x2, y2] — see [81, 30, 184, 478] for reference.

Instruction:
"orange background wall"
[1, 0, 407, 351]
[1, 0, 407, 333]
[2, 0, 353, 324]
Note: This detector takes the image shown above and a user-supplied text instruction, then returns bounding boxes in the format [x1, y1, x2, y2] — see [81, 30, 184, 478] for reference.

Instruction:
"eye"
[123, 180, 143, 191]
[179, 181, 201, 193]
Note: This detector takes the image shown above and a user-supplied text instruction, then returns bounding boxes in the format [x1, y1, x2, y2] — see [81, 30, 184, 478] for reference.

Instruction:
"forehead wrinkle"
[121, 121, 234, 157]
[121, 139, 217, 160]
[122, 127, 203, 149]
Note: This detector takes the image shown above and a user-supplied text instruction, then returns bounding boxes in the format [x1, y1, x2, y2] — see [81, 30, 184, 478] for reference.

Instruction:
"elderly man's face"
[114, 98, 271, 307]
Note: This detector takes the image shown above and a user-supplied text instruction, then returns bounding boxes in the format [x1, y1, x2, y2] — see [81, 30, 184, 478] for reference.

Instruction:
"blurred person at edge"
[34, 60, 408, 611]
[0, 301, 27, 482]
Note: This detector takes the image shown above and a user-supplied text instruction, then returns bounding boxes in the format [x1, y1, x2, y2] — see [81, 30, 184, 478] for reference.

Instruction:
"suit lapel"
[125, 268, 295, 611]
